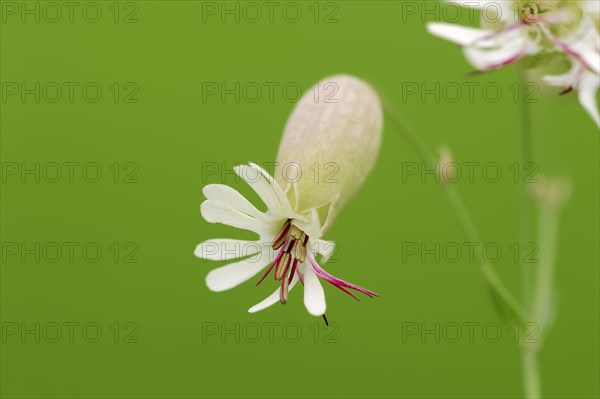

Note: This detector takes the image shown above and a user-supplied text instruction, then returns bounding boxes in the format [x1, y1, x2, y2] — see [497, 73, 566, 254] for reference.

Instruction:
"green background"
[1, 1, 598, 398]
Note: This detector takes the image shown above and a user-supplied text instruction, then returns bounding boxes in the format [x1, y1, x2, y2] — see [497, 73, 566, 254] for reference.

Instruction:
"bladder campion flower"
[195, 75, 383, 320]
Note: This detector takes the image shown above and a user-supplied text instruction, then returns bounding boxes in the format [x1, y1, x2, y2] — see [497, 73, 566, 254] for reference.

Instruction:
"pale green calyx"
[274, 75, 383, 233]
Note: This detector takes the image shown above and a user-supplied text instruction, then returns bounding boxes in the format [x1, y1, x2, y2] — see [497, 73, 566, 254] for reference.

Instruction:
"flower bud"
[274, 75, 383, 232]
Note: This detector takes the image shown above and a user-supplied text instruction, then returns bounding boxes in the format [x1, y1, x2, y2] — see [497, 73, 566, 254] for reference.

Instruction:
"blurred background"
[1, 1, 598, 398]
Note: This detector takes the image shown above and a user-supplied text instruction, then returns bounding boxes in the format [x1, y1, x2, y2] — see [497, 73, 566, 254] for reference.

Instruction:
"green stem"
[522, 350, 542, 399]
[381, 98, 526, 322]
[519, 71, 534, 312]
[531, 204, 558, 328]
[444, 184, 526, 321]
[382, 100, 436, 164]
[517, 70, 541, 399]
[520, 201, 560, 399]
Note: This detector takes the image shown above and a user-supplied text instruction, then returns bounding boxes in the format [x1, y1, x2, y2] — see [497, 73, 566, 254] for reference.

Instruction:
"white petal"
[578, 45, 600, 75]
[206, 252, 272, 292]
[203, 184, 263, 219]
[194, 239, 262, 261]
[249, 162, 300, 219]
[200, 201, 270, 236]
[247, 273, 299, 313]
[234, 164, 284, 215]
[427, 22, 493, 46]
[578, 70, 600, 128]
[303, 264, 326, 316]
[565, 17, 600, 74]
[542, 65, 578, 87]
[463, 28, 528, 70]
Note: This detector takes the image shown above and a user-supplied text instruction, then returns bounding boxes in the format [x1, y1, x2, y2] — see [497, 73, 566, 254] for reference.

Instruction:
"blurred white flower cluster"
[428, 1, 600, 126]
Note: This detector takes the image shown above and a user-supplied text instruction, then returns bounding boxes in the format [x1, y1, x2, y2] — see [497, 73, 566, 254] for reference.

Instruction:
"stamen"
[559, 86, 573, 95]
[307, 251, 379, 299]
[288, 258, 299, 284]
[280, 276, 289, 304]
[290, 225, 303, 239]
[285, 238, 296, 254]
[257, 259, 277, 286]
[295, 241, 306, 263]
[296, 267, 304, 285]
[256, 245, 287, 286]
[272, 220, 291, 250]
[262, 220, 314, 305]
[275, 253, 291, 280]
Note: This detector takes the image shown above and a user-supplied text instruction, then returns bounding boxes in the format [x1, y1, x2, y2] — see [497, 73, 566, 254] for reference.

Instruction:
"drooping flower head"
[195, 75, 383, 320]
[427, 1, 600, 126]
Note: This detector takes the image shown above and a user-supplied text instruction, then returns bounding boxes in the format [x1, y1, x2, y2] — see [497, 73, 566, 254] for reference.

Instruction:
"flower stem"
[381, 97, 526, 322]
[522, 349, 541, 399]
[518, 70, 534, 312]
[524, 180, 566, 398]
[517, 70, 542, 399]
[531, 203, 559, 332]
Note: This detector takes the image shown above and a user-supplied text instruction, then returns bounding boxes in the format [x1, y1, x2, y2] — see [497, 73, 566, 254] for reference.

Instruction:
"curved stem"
[381, 98, 526, 321]
[382, 99, 436, 164]
[444, 184, 526, 321]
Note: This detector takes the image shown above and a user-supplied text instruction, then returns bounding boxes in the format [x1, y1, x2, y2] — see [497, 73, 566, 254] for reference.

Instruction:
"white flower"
[427, 1, 560, 71]
[542, 16, 600, 126]
[543, 60, 600, 126]
[195, 75, 383, 319]
[427, 1, 600, 127]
